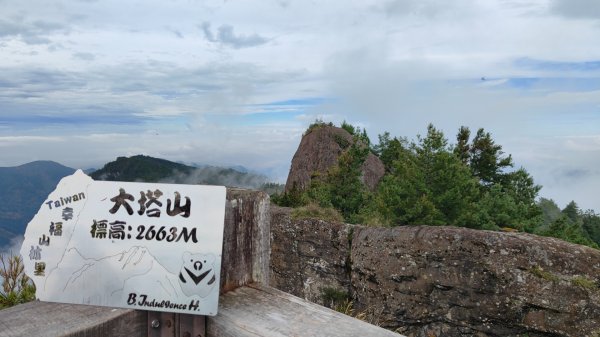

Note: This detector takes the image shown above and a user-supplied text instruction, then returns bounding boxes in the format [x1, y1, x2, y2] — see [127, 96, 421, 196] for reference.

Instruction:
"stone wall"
[270, 206, 600, 337]
[270, 206, 353, 306]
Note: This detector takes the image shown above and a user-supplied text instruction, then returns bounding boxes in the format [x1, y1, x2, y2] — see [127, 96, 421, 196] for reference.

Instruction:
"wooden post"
[220, 188, 270, 292]
[143, 188, 269, 337]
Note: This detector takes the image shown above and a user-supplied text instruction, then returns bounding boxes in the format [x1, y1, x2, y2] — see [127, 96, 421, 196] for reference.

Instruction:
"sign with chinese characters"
[20, 170, 226, 316]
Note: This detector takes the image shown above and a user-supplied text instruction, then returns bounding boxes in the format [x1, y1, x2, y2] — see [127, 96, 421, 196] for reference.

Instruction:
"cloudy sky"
[1, 0, 600, 211]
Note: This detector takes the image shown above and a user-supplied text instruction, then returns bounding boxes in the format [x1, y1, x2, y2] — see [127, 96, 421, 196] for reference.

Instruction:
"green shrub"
[321, 287, 349, 308]
[341, 120, 356, 135]
[305, 119, 333, 135]
[271, 183, 309, 207]
[333, 134, 350, 149]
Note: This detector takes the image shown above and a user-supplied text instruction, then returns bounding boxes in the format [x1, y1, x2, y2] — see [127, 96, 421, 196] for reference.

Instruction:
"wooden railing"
[0, 189, 401, 337]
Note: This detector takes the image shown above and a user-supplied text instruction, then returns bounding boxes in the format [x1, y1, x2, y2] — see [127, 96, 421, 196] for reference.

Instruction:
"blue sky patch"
[515, 57, 600, 72]
[241, 110, 303, 125]
[477, 77, 600, 92]
[252, 97, 332, 107]
[510, 77, 600, 92]
[0, 112, 148, 127]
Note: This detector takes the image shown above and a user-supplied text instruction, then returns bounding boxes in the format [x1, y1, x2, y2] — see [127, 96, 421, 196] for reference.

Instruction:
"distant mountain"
[189, 162, 249, 173]
[226, 165, 249, 173]
[91, 155, 193, 182]
[91, 155, 272, 189]
[0, 161, 75, 247]
[83, 168, 97, 175]
[0, 156, 281, 249]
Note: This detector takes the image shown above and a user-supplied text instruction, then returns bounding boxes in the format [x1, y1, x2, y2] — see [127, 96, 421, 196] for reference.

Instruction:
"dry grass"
[291, 203, 344, 222]
[529, 266, 559, 282]
[571, 276, 598, 291]
[334, 299, 385, 328]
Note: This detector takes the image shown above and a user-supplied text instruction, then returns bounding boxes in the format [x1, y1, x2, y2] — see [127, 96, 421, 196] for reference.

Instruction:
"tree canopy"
[273, 122, 599, 250]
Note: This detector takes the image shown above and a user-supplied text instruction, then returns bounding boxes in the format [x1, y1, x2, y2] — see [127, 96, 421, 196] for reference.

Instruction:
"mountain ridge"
[90, 155, 271, 188]
[0, 156, 282, 248]
[0, 160, 75, 247]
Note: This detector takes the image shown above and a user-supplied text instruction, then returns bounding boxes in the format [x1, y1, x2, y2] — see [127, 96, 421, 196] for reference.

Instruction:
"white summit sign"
[20, 170, 226, 316]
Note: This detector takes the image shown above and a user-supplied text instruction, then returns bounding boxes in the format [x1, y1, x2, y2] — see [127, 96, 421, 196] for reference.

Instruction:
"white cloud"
[0, 135, 65, 146]
[379, 0, 478, 18]
[136, 106, 189, 117]
[72, 52, 95, 61]
[0, 236, 23, 256]
[1, 0, 600, 210]
[0, 17, 68, 45]
[563, 135, 600, 152]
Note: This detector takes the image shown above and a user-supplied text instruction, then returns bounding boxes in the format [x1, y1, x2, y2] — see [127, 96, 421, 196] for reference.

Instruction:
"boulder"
[284, 125, 384, 192]
[270, 209, 600, 337]
[352, 225, 600, 337]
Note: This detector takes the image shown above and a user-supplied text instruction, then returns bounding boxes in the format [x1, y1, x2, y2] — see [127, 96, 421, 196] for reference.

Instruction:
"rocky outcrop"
[284, 125, 384, 192]
[270, 207, 600, 337]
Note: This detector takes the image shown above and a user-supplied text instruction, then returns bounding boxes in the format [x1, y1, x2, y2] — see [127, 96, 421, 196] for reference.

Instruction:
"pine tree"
[469, 128, 513, 186]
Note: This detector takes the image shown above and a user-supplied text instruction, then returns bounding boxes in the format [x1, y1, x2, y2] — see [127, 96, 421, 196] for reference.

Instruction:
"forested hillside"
[91, 155, 194, 182]
[0, 161, 74, 247]
[274, 121, 600, 249]
[91, 155, 280, 191]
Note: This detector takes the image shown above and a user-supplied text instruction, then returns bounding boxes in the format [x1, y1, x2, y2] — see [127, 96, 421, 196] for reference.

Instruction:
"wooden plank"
[207, 284, 403, 337]
[0, 301, 145, 337]
[220, 189, 270, 292]
[178, 314, 206, 337]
